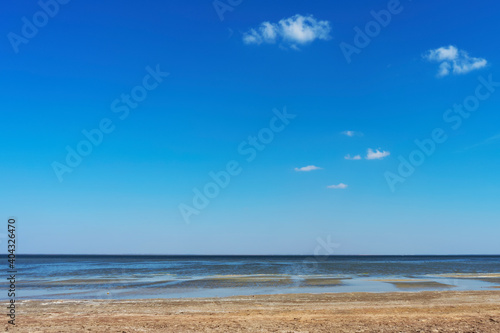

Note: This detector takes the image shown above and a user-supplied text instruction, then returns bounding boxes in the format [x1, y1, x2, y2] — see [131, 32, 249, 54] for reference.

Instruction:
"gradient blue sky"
[2, 0, 500, 254]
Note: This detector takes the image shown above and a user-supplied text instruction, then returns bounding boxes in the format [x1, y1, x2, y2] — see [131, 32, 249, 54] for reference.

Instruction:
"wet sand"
[8, 290, 500, 332]
[437, 273, 500, 284]
[372, 279, 455, 289]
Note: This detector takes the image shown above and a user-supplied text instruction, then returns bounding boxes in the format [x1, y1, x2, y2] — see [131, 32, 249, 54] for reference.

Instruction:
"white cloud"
[365, 148, 390, 160]
[424, 45, 487, 77]
[341, 130, 363, 137]
[243, 22, 278, 45]
[243, 14, 331, 49]
[427, 45, 458, 61]
[344, 154, 362, 160]
[342, 130, 353, 137]
[294, 165, 322, 172]
[327, 183, 348, 189]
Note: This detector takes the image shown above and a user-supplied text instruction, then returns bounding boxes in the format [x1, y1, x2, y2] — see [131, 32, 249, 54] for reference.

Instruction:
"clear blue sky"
[1, 0, 500, 254]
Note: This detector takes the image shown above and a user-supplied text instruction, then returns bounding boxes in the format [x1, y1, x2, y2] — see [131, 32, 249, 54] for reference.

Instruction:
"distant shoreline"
[10, 253, 500, 257]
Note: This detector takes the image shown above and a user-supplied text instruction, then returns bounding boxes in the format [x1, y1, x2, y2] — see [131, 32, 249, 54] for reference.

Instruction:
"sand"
[7, 290, 500, 332]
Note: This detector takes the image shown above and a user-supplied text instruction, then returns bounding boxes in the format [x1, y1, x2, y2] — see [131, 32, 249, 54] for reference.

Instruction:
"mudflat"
[8, 290, 500, 332]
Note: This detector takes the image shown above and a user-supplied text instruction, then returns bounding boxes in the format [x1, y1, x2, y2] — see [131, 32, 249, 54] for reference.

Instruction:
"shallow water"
[3, 255, 500, 299]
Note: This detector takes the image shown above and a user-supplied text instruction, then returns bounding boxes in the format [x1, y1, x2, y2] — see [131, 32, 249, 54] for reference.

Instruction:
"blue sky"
[1, 0, 500, 254]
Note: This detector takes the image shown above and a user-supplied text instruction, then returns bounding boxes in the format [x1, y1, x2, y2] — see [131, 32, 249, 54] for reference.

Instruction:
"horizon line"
[12, 253, 500, 256]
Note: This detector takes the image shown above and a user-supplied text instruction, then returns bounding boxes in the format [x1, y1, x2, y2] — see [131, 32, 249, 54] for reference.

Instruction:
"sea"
[3, 255, 500, 299]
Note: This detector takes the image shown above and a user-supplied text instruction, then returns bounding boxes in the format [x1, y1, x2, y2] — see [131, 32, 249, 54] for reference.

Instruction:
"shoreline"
[8, 272, 500, 300]
[8, 290, 500, 332]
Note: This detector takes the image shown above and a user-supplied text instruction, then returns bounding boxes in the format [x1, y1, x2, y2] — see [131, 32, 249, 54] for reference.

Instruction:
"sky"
[1, 0, 500, 255]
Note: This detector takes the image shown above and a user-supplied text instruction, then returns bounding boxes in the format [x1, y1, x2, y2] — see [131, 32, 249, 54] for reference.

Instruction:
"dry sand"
[7, 290, 500, 332]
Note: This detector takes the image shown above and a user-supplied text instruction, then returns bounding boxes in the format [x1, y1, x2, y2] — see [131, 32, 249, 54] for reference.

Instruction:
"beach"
[10, 290, 500, 332]
[8, 256, 500, 331]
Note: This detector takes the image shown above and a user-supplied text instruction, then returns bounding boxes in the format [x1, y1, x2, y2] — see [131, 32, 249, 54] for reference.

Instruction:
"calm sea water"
[3, 255, 500, 299]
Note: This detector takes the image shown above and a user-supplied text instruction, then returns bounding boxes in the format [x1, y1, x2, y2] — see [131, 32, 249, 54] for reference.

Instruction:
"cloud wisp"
[294, 165, 322, 172]
[344, 154, 362, 160]
[327, 183, 348, 189]
[345, 149, 390, 160]
[465, 133, 500, 150]
[243, 14, 331, 50]
[365, 148, 390, 160]
[424, 45, 487, 77]
[341, 130, 362, 137]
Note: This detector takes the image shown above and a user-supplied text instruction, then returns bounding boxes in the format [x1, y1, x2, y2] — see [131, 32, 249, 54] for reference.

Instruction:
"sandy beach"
[8, 290, 500, 332]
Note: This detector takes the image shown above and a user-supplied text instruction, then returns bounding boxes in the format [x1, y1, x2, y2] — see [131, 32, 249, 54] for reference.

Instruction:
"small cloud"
[342, 130, 355, 137]
[424, 45, 487, 77]
[365, 148, 390, 160]
[344, 154, 362, 160]
[243, 14, 331, 50]
[327, 183, 348, 189]
[294, 165, 322, 172]
[341, 130, 362, 137]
